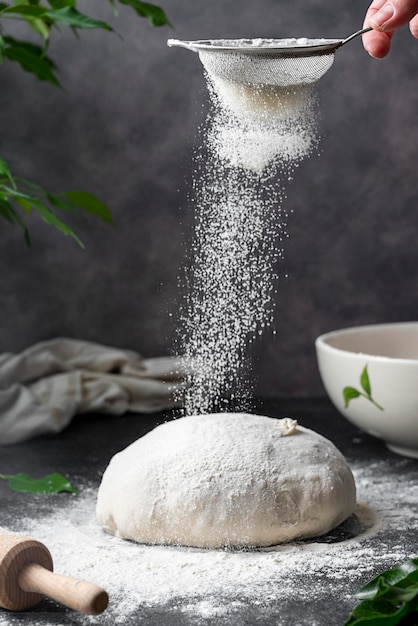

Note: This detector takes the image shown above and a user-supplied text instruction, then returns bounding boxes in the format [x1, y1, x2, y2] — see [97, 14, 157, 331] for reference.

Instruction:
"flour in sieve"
[0, 458, 416, 626]
[206, 77, 319, 172]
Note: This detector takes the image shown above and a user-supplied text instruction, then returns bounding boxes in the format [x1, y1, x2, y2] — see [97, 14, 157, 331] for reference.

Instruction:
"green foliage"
[0, 158, 112, 246]
[344, 558, 418, 625]
[118, 0, 172, 27]
[343, 386, 361, 405]
[343, 365, 384, 411]
[0, 0, 170, 245]
[0, 0, 171, 47]
[1, 36, 61, 86]
[0, 471, 78, 493]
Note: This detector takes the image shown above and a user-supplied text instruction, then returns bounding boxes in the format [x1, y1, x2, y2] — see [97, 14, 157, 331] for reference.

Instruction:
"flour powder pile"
[177, 66, 319, 414]
[96, 414, 356, 548]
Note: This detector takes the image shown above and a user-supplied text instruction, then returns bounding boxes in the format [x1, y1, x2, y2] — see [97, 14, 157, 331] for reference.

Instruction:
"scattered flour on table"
[0, 459, 416, 625]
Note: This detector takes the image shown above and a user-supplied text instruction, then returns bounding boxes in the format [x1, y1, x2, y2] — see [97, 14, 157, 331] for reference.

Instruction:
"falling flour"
[177, 66, 319, 414]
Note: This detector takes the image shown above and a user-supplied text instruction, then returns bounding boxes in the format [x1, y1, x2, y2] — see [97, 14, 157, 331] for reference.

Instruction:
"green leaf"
[344, 559, 418, 626]
[47, 0, 76, 8]
[345, 598, 413, 625]
[0, 184, 84, 246]
[107, 0, 118, 14]
[0, 198, 18, 223]
[25, 16, 51, 42]
[0, 199, 31, 244]
[355, 560, 418, 600]
[15, 195, 33, 213]
[118, 0, 171, 27]
[0, 472, 78, 494]
[46, 192, 76, 211]
[3, 36, 60, 86]
[45, 7, 113, 31]
[26, 197, 84, 246]
[65, 190, 112, 223]
[360, 365, 371, 396]
[0, 3, 113, 31]
[0, 156, 16, 187]
[0, 5, 47, 18]
[343, 386, 361, 408]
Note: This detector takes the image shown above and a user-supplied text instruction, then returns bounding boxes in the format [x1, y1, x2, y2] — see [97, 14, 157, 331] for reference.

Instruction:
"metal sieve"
[167, 27, 372, 87]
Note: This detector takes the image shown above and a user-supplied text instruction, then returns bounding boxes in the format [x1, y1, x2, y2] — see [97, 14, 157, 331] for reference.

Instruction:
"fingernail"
[370, 2, 395, 30]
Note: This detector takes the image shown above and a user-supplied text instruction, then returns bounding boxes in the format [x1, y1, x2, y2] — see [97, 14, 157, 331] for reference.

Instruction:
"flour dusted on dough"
[96, 413, 356, 549]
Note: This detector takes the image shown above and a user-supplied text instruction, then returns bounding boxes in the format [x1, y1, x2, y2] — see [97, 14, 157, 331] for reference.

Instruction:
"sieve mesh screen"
[198, 49, 335, 87]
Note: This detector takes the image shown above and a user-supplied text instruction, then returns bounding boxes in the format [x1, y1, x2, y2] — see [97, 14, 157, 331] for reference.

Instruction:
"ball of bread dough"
[96, 413, 356, 548]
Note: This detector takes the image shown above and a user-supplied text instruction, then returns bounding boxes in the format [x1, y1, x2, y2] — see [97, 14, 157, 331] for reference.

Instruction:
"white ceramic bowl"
[315, 322, 418, 458]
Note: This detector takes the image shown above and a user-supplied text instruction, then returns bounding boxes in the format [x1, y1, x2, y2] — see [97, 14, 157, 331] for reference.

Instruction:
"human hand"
[363, 0, 418, 57]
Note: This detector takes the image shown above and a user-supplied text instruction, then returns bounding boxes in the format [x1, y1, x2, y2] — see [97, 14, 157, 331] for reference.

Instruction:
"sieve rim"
[167, 38, 343, 57]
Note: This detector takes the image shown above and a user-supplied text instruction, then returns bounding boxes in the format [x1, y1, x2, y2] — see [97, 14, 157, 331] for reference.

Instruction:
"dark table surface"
[0, 398, 417, 626]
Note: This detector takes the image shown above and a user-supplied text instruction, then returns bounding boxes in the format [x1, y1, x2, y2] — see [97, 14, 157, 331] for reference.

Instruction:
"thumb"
[370, 0, 418, 31]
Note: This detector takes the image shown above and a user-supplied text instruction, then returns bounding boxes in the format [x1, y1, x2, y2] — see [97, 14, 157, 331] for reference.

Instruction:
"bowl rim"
[315, 321, 418, 364]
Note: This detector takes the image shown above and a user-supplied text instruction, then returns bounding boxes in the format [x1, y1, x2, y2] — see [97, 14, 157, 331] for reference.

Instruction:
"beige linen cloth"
[0, 338, 188, 445]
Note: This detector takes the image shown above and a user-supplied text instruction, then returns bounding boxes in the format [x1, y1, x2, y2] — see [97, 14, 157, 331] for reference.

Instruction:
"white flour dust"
[206, 78, 318, 172]
[0, 459, 416, 626]
[176, 70, 319, 415]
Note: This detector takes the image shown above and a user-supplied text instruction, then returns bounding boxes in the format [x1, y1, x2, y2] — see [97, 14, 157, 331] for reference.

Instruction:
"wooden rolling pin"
[0, 531, 108, 615]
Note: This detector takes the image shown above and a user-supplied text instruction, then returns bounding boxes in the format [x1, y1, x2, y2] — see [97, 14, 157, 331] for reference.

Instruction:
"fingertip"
[365, 44, 390, 58]
[362, 29, 392, 58]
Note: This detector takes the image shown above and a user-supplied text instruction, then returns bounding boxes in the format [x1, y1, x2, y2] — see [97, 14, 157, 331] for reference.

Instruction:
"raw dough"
[96, 413, 356, 548]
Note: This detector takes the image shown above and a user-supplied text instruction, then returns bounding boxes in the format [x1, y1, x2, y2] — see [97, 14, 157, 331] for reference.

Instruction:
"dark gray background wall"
[0, 0, 417, 397]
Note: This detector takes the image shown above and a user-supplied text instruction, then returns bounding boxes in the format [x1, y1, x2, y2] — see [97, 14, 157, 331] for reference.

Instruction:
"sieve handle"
[339, 26, 373, 48]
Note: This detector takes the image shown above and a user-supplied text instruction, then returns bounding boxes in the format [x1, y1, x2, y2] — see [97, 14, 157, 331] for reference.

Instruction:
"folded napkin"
[0, 338, 188, 445]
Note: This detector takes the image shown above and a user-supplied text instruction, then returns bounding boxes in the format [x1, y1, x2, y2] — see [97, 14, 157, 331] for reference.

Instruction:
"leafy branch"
[0, 471, 77, 493]
[116, 0, 171, 27]
[344, 558, 418, 625]
[0, 158, 112, 246]
[343, 365, 384, 411]
[0, 0, 170, 245]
